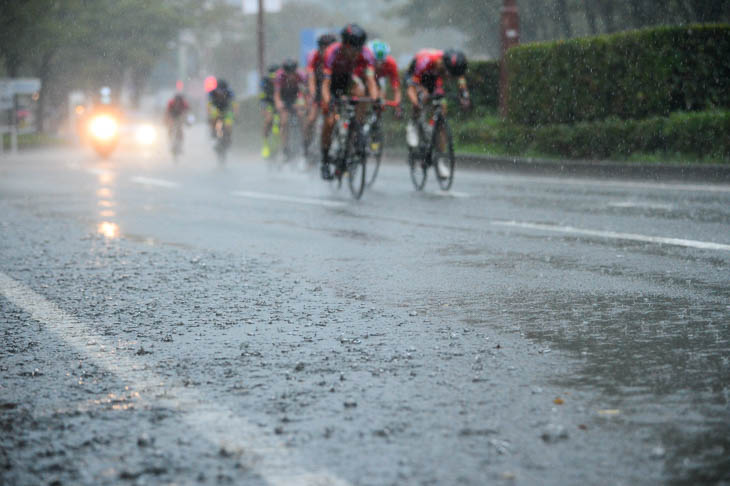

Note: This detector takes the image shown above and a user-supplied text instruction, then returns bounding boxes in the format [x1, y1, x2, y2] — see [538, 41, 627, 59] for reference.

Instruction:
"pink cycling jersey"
[322, 42, 375, 81]
[274, 68, 306, 102]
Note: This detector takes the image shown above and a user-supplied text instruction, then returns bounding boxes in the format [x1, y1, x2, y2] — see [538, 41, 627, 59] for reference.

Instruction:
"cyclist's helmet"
[282, 58, 298, 73]
[443, 49, 467, 76]
[267, 64, 280, 74]
[369, 39, 390, 62]
[317, 33, 337, 49]
[341, 23, 367, 48]
[217, 79, 229, 90]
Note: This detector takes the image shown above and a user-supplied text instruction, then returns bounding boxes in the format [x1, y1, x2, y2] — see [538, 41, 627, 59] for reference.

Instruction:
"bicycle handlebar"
[335, 97, 400, 108]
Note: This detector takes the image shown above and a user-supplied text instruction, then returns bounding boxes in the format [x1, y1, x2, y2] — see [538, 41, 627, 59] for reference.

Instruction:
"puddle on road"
[494, 290, 730, 484]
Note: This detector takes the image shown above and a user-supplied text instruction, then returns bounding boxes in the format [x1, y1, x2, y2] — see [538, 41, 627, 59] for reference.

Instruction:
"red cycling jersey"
[274, 68, 306, 103]
[375, 55, 400, 90]
[166, 98, 189, 117]
[408, 49, 445, 93]
[323, 42, 376, 81]
[306, 49, 325, 83]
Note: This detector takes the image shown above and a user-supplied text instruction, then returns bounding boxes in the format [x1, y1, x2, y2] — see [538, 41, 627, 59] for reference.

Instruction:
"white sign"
[0, 83, 12, 110]
[242, 0, 282, 14]
[0, 78, 41, 108]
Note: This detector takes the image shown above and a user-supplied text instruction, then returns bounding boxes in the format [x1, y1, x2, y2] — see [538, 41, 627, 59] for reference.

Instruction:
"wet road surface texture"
[1, 131, 729, 485]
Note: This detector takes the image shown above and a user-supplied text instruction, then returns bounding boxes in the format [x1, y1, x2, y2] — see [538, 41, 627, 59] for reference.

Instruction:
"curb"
[387, 150, 730, 183]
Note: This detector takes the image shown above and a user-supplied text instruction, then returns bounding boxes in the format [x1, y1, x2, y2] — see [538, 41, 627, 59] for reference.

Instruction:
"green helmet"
[369, 39, 390, 62]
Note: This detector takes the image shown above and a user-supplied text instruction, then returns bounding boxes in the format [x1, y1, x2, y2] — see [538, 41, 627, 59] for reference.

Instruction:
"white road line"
[607, 201, 674, 210]
[493, 220, 730, 252]
[131, 176, 180, 188]
[484, 173, 730, 193]
[430, 190, 471, 198]
[0, 272, 351, 486]
[232, 190, 347, 208]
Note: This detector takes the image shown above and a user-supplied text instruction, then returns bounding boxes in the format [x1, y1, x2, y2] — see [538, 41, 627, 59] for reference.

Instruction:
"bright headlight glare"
[135, 124, 157, 145]
[89, 115, 118, 141]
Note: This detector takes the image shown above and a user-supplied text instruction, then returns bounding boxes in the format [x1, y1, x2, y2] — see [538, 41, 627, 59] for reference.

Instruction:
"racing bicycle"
[408, 93, 455, 191]
[323, 97, 375, 200]
[362, 100, 399, 188]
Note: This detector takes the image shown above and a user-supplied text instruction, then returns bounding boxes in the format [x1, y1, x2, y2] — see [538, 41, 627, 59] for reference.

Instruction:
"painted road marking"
[607, 201, 674, 210]
[493, 220, 730, 252]
[131, 176, 180, 188]
[481, 173, 730, 194]
[232, 190, 347, 208]
[430, 190, 471, 198]
[0, 272, 351, 486]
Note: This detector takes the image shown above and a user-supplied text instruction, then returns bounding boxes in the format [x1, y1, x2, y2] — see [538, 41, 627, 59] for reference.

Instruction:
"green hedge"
[506, 24, 730, 125]
[455, 110, 730, 161]
[463, 60, 500, 112]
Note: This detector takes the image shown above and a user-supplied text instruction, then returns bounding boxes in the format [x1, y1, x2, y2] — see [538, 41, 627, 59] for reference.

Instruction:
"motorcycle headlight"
[89, 115, 119, 141]
[135, 124, 157, 146]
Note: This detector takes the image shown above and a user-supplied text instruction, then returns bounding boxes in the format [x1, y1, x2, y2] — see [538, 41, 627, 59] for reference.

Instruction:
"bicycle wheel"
[348, 130, 367, 200]
[365, 126, 383, 187]
[432, 119, 455, 191]
[408, 147, 427, 191]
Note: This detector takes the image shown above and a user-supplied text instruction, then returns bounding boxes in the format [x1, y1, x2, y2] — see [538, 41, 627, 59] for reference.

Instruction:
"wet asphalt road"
[1, 130, 729, 486]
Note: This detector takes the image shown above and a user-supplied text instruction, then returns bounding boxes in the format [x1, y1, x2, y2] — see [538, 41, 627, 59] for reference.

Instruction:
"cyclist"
[165, 94, 189, 155]
[260, 64, 279, 158]
[165, 93, 189, 138]
[207, 79, 235, 140]
[405, 49, 470, 148]
[274, 59, 307, 160]
[369, 39, 402, 112]
[319, 23, 378, 180]
[304, 33, 337, 157]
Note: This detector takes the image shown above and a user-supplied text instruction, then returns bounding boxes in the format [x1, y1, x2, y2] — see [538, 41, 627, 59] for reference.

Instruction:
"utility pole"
[257, 0, 265, 78]
[499, 0, 520, 118]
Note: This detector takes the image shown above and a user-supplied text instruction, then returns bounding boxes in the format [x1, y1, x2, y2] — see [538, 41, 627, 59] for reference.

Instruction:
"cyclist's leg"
[261, 102, 274, 157]
[279, 104, 291, 156]
[304, 85, 321, 152]
[350, 76, 367, 125]
[223, 109, 234, 142]
[208, 105, 220, 138]
[262, 102, 274, 137]
[321, 75, 347, 168]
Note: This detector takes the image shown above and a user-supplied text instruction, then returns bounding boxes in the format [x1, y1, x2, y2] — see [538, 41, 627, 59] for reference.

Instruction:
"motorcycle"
[87, 112, 120, 158]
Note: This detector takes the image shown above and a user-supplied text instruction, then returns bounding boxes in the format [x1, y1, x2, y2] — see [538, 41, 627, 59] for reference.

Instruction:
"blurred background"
[1, 0, 728, 141]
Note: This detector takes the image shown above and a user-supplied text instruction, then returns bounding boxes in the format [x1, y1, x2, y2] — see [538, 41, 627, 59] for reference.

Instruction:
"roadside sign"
[242, 0, 282, 14]
[11, 78, 41, 94]
[0, 83, 12, 110]
[300, 28, 332, 68]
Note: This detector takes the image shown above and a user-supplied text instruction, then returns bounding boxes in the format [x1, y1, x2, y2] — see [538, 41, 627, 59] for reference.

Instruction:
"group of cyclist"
[165, 22, 471, 180]
[261, 23, 471, 181]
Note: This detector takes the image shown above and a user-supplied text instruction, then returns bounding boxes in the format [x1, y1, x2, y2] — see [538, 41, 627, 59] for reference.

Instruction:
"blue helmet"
[369, 39, 390, 62]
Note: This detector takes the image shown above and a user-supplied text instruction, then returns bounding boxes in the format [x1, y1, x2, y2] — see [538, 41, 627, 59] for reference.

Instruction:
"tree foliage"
[395, 0, 730, 57]
[0, 0, 185, 128]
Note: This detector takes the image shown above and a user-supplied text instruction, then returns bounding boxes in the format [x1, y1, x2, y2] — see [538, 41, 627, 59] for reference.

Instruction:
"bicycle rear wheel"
[409, 147, 427, 191]
[433, 119, 455, 191]
[365, 126, 383, 188]
[348, 132, 367, 200]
